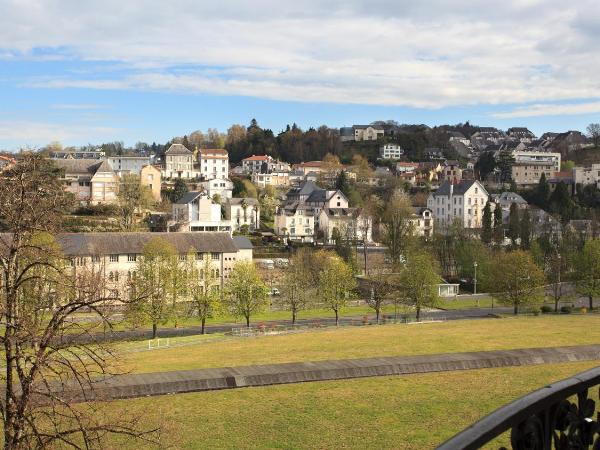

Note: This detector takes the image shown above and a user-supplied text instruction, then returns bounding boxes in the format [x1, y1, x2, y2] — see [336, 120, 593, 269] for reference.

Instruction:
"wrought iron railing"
[438, 365, 600, 449]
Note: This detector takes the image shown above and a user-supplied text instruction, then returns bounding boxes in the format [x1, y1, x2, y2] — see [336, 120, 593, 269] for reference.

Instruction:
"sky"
[1, 0, 599, 150]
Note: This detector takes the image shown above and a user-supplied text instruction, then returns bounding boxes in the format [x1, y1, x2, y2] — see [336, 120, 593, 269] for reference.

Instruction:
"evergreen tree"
[548, 182, 574, 219]
[182, 135, 191, 150]
[493, 204, 504, 244]
[171, 179, 189, 203]
[496, 150, 516, 183]
[481, 201, 493, 244]
[519, 208, 532, 249]
[534, 173, 550, 209]
[335, 170, 351, 198]
[507, 202, 520, 245]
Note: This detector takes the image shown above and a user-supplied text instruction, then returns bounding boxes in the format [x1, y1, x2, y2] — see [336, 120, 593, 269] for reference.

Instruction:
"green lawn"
[104, 361, 600, 449]
[437, 296, 495, 309]
[122, 315, 600, 373]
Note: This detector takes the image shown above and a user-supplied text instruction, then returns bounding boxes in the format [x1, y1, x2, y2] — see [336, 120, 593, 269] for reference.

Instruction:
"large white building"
[573, 164, 600, 188]
[172, 192, 231, 233]
[226, 198, 260, 232]
[198, 149, 229, 180]
[379, 144, 404, 160]
[427, 180, 489, 229]
[164, 144, 196, 179]
[199, 177, 233, 200]
[58, 232, 252, 294]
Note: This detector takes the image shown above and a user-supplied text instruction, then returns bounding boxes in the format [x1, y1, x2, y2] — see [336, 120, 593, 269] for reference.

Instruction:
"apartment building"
[108, 156, 153, 176]
[511, 151, 561, 185]
[379, 144, 404, 160]
[427, 180, 489, 229]
[198, 149, 229, 180]
[59, 232, 252, 294]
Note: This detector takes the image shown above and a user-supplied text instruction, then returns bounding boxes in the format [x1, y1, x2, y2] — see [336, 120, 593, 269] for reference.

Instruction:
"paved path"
[57, 344, 600, 403]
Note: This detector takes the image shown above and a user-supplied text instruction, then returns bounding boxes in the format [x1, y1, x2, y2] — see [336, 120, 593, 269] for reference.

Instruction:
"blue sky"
[1, 0, 599, 150]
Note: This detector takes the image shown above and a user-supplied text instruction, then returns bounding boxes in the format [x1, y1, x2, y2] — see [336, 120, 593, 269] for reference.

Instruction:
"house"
[490, 192, 528, 210]
[108, 156, 153, 176]
[427, 180, 489, 229]
[172, 191, 231, 233]
[303, 185, 349, 226]
[199, 177, 233, 200]
[448, 131, 470, 146]
[57, 232, 251, 294]
[424, 148, 444, 160]
[251, 171, 290, 188]
[50, 149, 105, 159]
[379, 144, 404, 160]
[53, 159, 119, 205]
[164, 144, 196, 179]
[318, 208, 372, 244]
[573, 164, 600, 189]
[441, 161, 462, 183]
[241, 155, 289, 174]
[140, 165, 162, 202]
[507, 127, 536, 143]
[548, 171, 575, 195]
[529, 206, 562, 239]
[348, 125, 385, 142]
[0, 155, 17, 172]
[198, 149, 229, 180]
[511, 151, 561, 186]
[396, 162, 419, 174]
[274, 204, 316, 243]
[225, 198, 260, 232]
[293, 161, 326, 175]
[411, 207, 434, 238]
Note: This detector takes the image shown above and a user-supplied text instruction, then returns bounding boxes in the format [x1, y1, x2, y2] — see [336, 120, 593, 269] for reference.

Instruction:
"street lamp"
[473, 261, 478, 307]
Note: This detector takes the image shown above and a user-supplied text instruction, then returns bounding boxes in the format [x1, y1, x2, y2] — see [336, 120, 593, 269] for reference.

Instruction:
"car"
[268, 287, 281, 296]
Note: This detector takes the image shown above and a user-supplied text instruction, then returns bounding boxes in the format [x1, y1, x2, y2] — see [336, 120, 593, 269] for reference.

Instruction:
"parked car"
[268, 287, 281, 296]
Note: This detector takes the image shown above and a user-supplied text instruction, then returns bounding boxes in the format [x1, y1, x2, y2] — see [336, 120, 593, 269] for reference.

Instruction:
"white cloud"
[0, 120, 119, 148]
[493, 101, 600, 118]
[2, 0, 600, 109]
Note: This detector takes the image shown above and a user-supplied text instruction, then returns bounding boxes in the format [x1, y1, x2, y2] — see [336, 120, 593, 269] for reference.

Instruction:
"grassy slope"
[106, 361, 599, 449]
[123, 315, 600, 373]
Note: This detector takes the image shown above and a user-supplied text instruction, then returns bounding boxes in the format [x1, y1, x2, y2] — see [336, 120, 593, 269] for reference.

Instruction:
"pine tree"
[535, 173, 550, 209]
[519, 208, 532, 249]
[508, 202, 520, 245]
[481, 201, 493, 244]
[493, 204, 504, 244]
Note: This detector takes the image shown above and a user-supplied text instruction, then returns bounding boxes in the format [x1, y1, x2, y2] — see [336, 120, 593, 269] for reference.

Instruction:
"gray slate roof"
[432, 180, 478, 197]
[175, 191, 203, 205]
[52, 159, 113, 175]
[233, 236, 253, 249]
[165, 144, 192, 155]
[56, 232, 239, 256]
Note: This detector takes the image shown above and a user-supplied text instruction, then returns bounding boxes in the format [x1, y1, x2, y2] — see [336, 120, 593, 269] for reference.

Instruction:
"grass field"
[122, 315, 600, 373]
[104, 361, 600, 449]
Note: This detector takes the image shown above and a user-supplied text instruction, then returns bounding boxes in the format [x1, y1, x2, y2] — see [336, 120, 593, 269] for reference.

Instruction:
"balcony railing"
[438, 365, 600, 449]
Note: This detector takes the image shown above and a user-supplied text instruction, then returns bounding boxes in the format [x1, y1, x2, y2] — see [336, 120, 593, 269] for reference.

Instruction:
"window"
[92, 255, 101, 263]
[211, 252, 219, 260]
[196, 252, 204, 260]
[128, 254, 137, 262]
[179, 254, 186, 261]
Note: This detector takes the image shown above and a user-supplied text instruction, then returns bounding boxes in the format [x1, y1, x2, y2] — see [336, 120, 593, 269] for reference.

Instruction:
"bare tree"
[280, 248, 313, 324]
[587, 123, 600, 148]
[362, 266, 395, 324]
[0, 155, 157, 449]
[380, 191, 415, 267]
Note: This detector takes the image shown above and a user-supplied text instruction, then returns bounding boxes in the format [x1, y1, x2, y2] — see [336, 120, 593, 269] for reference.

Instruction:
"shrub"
[560, 306, 572, 314]
[540, 305, 553, 314]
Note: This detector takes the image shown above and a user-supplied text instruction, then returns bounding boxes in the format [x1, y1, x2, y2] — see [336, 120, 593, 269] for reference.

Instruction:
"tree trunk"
[335, 309, 339, 326]
[363, 242, 368, 276]
[246, 315, 250, 328]
[376, 308, 380, 324]
[201, 317, 206, 335]
[292, 310, 296, 325]
[590, 295, 594, 310]
[152, 322, 157, 339]
[514, 304, 518, 315]
[554, 298, 559, 313]
[416, 306, 421, 322]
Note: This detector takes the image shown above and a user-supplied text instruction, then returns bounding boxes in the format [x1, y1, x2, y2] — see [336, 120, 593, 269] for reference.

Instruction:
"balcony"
[438, 365, 600, 449]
